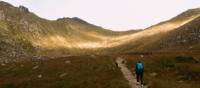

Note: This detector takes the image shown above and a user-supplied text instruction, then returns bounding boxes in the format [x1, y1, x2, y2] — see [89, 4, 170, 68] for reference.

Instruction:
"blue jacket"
[135, 63, 144, 73]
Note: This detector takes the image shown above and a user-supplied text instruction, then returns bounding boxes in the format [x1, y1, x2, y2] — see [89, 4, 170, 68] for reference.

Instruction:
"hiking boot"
[136, 82, 140, 85]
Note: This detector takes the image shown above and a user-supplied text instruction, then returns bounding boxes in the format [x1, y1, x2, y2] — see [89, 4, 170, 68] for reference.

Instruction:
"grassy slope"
[123, 54, 200, 88]
[153, 16, 200, 51]
[1, 1, 200, 56]
[0, 1, 141, 56]
[137, 16, 200, 52]
[122, 8, 200, 53]
[0, 55, 130, 88]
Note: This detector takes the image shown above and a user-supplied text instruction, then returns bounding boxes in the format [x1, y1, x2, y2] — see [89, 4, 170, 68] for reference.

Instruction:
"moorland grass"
[0, 55, 130, 88]
[124, 54, 200, 88]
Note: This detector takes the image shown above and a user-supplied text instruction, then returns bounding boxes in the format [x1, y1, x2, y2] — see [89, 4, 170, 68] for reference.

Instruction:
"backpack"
[136, 63, 144, 71]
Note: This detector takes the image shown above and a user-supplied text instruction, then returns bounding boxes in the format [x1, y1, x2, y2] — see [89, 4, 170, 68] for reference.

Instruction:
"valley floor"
[0, 55, 129, 88]
[0, 52, 199, 88]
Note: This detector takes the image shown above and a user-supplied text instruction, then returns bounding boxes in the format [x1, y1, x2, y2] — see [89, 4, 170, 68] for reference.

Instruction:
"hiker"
[135, 59, 144, 85]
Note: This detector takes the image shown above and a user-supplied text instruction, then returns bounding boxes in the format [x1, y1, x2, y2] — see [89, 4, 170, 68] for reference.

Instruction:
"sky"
[3, 0, 200, 31]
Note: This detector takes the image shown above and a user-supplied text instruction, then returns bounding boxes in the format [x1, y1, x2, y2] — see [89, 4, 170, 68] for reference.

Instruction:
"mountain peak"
[170, 8, 200, 22]
[0, 1, 13, 7]
[19, 5, 29, 12]
[0, 2, 29, 13]
[57, 17, 89, 24]
[71, 17, 89, 24]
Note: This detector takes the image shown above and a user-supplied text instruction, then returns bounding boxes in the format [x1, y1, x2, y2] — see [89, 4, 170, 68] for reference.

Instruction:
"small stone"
[183, 39, 187, 42]
[59, 73, 67, 78]
[65, 60, 71, 64]
[1, 63, 5, 66]
[177, 80, 184, 83]
[140, 55, 144, 58]
[150, 72, 158, 77]
[37, 74, 42, 78]
[32, 65, 39, 70]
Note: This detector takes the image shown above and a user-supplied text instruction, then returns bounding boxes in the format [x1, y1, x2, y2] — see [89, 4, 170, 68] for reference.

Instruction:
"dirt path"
[116, 57, 147, 88]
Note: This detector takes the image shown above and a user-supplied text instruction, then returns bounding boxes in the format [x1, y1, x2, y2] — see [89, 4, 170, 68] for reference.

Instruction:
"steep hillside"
[120, 8, 200, 53]
[127, 8, 200, 52]
[1, 1, 200, 57]
[149, 16, 200, 51]
[0, 1, 140, 57]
